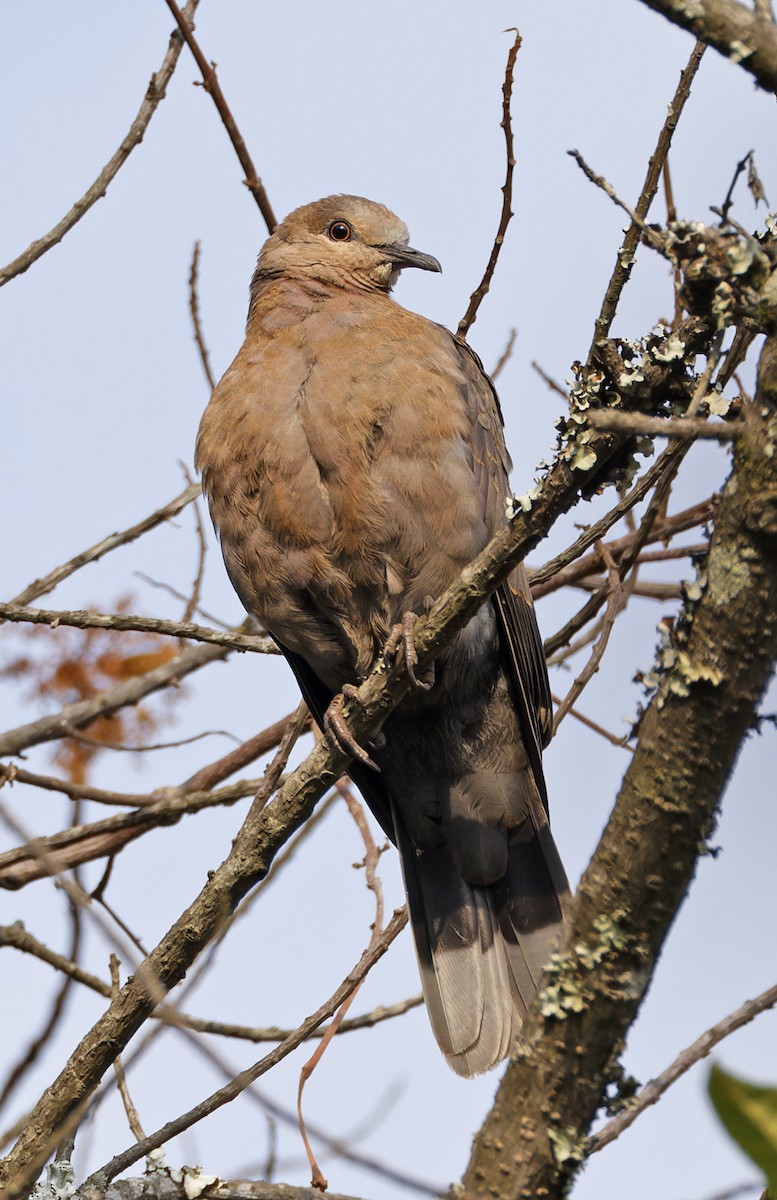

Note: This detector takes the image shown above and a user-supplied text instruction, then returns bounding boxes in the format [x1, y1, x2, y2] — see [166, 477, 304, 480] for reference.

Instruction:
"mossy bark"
[457, 335, 777, 1199]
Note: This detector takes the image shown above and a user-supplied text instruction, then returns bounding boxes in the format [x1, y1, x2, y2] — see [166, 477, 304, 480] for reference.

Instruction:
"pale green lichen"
[591, 912, 629, 954]
[726, 238, 757, 276]
[660, 650, 723, 705]
[729, 40, 755, 63]
[31, 1162, 75, 1200]
[169, 1165, 220, 1199]
[712, 281, 736, 328]
[707, 542, 753, 603]
[653, 333, 686, 362]
[707, 392, 732, 417]
[538, 913, 630, 1019]
[677, 651, 722, 685]
[507, 487, 540, 518]
[146, 1147, 169, 1174]
[548, 1127, 587, 1165]
[539, 976, 585, 1019]
[618, 363, 646, 389]
[571, 444, 598, 472]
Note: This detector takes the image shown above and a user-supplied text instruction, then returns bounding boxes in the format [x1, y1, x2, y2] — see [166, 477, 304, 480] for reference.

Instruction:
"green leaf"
[708, 1064, 777, 1190]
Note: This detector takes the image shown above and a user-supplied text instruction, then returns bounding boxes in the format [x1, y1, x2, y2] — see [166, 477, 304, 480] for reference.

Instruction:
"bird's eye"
[328, 221, 352, 242]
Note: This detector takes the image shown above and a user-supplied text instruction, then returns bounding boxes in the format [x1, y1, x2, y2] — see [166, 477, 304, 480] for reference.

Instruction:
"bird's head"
[252, 195, 442, 294]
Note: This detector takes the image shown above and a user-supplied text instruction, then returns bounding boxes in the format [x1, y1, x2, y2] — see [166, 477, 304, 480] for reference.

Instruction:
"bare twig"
[109, 957, 147, 1144]
[544, 586, 611, 660]
[528, 451, 703, 592]
[166, 789, 339, 992]
[188, 241, 217, 391]
[175, 993, 423, 1044]
[0, 772, 275, 889]
[457, 30, 521, 336]
[663, 157, 685, 327]
[0, 601, 272, 654]
[550, 693, 634, 752]
[59, 722, 239, 755]
[553, 543, 629, 731]
[573, 577, 684, 601]
[0, 714, 317, 886]
[585, 410, 741, 440]
[544, 432, 695, 664]
[531, 360, 568, 399]
[179, 709, 311, 793]
[7, 483, 200, 608]
[589, 981, 777, 1154]
[0, 637, 233, 761]
[0, 1, 201, 288]
[165, 1028, 438, 1197]
[530, 502, 712, 599]
[180, 466, 208, 626]
[0, 804, 172, 1018]
[0, 899, 81, 1114]
[162, 0, 276, 231]
[297, 782, 385, 1189]
[721, 150, 757, 222]
[0, 763, 189, 809]
[589, 42, 705, 353]
[568, 150, 670, 257]
[1, 914, 419, 1044]
[81, 910, 409, 1194]
[134, 572, 234, 627]
[0, 921, 111, 998]
[490, 328, 517, 381]
[255, 701, 310, 807]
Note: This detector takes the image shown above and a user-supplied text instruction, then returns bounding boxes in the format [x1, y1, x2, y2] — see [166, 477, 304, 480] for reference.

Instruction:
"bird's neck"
[246, 271, 391, 333]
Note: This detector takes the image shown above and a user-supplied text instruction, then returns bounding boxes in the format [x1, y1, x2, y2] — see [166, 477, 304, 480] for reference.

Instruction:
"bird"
[196, 195, 571, 1077]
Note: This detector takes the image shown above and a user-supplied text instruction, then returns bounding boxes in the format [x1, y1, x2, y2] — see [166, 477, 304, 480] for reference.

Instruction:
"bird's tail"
[394, 798, 571, 1077]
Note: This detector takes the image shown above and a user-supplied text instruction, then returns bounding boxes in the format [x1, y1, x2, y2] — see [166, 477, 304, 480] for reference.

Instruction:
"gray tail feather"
[394, 800, 571, 1077]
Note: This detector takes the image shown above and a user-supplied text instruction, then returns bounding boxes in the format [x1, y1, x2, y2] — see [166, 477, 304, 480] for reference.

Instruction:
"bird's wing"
[452, 336, 553, 810]
[275, 636, 397, 843]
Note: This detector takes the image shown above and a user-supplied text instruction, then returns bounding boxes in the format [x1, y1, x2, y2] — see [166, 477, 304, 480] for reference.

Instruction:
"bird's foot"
[323, 684, 381, 772]
[385, 611, 434, 691]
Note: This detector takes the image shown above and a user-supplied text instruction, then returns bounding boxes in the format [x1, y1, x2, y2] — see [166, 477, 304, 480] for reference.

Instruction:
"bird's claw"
[323, 685, 380, 772]
[385, 612, 434, 691]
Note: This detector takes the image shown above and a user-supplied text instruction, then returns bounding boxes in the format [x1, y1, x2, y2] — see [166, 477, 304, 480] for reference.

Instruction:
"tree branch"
[0, 638, 231, 761]
[0, 601, 274, 655]
[637, 0, 777, 94]
[0, 1, 201, 288]
[589, 981, 777, 1154]
[589, 40, 705, 354]
[83, 1176, 368, 1200]
[188, 240, 217, 392]
[7, 483, 200, 608]
[585, 410, 741, 439]
[457, 30, 520, 337]
[162, 0, 276, 231]
[79, 911, 409, 1194]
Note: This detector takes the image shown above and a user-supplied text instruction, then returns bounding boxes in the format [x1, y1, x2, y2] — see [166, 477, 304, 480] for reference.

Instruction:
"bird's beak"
[383, 243, 442, 274]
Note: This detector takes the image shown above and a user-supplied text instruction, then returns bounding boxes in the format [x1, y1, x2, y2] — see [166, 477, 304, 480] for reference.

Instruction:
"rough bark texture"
[457, 335, 777, 1198]
[638, 0, 777, 95]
